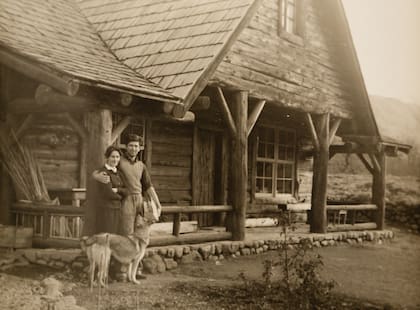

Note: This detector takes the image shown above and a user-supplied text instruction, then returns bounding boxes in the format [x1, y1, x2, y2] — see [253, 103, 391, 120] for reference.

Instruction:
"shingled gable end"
[0, 0, 409, 246]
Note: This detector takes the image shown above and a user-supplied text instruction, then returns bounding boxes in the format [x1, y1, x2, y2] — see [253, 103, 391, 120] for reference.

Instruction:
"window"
[256, 127, 296, 196]
[279, 0, 299, 35]
[112, 113, 145, 148]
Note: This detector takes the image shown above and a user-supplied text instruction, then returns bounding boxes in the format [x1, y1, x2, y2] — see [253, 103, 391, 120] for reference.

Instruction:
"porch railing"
[12, 199, 233, 248]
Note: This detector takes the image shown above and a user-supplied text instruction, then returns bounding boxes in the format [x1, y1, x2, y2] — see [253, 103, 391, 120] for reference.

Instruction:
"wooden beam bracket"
[215, 87, 237, 137]
[305, 113, 320, 151]
[328, 118, 342, 146]
[247, 99, 266, 137]
[356, 153, 374, 174]
[64, 113, 88, 141]
[111, 115, 132, 145]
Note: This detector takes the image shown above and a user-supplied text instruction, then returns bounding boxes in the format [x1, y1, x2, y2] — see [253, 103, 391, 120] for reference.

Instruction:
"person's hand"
[96, 171, 110, 184]
[111, 188, 118, 193]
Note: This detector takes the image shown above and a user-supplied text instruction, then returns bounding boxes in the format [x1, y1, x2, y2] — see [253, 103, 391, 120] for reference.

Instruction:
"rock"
[23, 250, 38, 263]
[158, 248, 168, 256]
[42, 277, 63, 299]
[222, 243, 232, 255]
[199, 245, 212, 260]
[36, 259, 48, 266]
[60, 252, 80, 264]
[208, 255, 218, 262]
[174, 247, 184, 259]
[357, 238, 363, 244]
[262, 245, 269, 252]
[214, 244, 222, 255]
[235, 251, 241, 257]
[238, 242, 245, 249]
[163, 258, 178, 270]
[71, 262, 84, 270]
[183, 246, 191, 255]
[180, 250, 203, 264]
[320, 240, 329, 247]
[250, 248, 256, 254]
[256, 247, 263, 254]
[143, 256, 158, 274]
[231, 243, 239, 253]
[55, 295, 86, 310]
[240, 248, 251, 256]
[166, 248, 175, 258]
[366, 232, 374, 241]
[54, 261, 65, 269]
[328, 240, 335, 246]
[218, 254, 225, 260]
[313, 241, 321, 248]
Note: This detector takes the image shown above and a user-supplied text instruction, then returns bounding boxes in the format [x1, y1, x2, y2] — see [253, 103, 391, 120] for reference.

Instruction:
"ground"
[1, 226, 419, 310]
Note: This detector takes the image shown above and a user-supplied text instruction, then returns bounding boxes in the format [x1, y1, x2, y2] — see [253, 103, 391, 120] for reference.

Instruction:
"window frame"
[111, 113, 146, 150]
[255, 125, 296, 198]
[277, 0, 304, 45]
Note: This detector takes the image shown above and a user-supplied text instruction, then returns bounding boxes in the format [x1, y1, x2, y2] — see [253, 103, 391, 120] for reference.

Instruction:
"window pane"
[284, 180, 292, 193]
[286, 146, 294, 161]
[267, 143, 275, 158]
[276, 179, 284, 193]
[258, 142, 265, 157]
[256, 178, 263, 192]
[265, 163, 273, 178]
[278, 145, 286, 160]
[257, 162, 264, 177]
[287, 4, 295, 19]
[277, 163, 284, 178]
[285, 164, 293, 178]
[264, 179, 272, 193]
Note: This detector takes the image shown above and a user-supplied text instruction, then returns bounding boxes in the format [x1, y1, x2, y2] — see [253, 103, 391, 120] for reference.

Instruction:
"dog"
[80, 215, 152, 290]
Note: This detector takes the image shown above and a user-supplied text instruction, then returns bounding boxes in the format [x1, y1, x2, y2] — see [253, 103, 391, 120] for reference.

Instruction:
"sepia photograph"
[0, 0, 419, 309]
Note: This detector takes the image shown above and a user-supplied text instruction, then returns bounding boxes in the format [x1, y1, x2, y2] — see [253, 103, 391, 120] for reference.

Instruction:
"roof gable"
[77, 0, 259, 107]
[0, 0, 178, 102]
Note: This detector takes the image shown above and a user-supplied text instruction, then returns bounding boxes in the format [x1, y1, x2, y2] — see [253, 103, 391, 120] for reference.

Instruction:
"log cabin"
[0, 0, 411, 247]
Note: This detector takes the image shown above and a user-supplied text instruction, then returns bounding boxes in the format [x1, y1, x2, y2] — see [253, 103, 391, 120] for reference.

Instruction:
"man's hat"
[126, 134, 143, 145]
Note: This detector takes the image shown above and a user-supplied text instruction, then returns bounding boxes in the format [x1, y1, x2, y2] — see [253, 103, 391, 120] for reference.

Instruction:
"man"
[94, 134, 161, 235]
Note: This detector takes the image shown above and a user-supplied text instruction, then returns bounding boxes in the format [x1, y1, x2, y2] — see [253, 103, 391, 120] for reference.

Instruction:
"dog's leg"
[131, 243, 147, 284]
[89, 260, 95, 292]
[127, 263, 133, 283]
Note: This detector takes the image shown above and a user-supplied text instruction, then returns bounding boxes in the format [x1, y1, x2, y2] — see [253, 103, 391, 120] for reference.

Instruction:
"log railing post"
[372, 150, 386, 230]
[83, 109, 112, 235]
[230, 91, 248, 240]
[310, 113, 329, 233]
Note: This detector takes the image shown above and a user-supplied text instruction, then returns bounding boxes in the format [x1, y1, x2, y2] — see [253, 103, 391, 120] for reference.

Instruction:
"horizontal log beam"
[341, 135, 380, 145]
[247, 99, 266, 137]
[8, 98, 96, 114]
[327, 204, 377, 211]
[149, 231, 232, 246]
[327, 222, 377, 232]
[161, 205, 233, 214]
[215, 87, 237, 137]
[12, 203, 85, 215]
[34, 84, 95, 107]
[163, 102, 186, 118]
[120, 93, 133, 107]
[190, 96, 211, 111]
[0, 50, 79, 96]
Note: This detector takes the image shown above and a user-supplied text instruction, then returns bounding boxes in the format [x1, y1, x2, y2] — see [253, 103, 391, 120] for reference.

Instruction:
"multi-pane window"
[256, 127, 296, 196]
[112, 113, 145, 148]
[279, 0, 297, 34]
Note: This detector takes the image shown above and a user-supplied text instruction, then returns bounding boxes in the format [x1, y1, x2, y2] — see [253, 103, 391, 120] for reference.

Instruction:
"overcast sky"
[342, 0, 420, 104]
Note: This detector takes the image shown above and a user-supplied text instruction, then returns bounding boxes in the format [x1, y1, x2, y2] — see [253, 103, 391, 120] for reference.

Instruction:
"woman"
[94, 146, 127, 234]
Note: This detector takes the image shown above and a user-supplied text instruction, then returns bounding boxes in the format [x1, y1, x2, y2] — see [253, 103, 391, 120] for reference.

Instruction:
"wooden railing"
[326, 204, 378, 232]
[12, 200, 233, 248]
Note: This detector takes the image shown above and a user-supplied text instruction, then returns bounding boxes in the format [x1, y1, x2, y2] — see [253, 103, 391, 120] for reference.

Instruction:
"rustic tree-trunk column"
[83, 109, 112, 235]
[230, 91, 248, 240]
[372, 150, 386, 230]
[310, 113, 329, 233]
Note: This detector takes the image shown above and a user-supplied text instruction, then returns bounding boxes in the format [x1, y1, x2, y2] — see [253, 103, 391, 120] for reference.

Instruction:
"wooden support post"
[215, 87, 237, 137]
[172, 213, 181, 236]
[144, 119, 153, 168]
[310, 113, 329, 233]
[247, 99, 266, 137]
[230, 91, 248, 240]
[0, 164, 13, 225]
[218, 134, 229, 226]
[83, 109, 112, 235]
[372, 151, 386, 230]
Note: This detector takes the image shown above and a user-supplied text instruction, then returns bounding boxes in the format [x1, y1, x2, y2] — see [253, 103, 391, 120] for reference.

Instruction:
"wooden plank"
[214, 87, 237, 137]
[230, 91, 248, 240]
[13, 203, 85, 215]
[328, 118, 341, 146]
[304, 113, 320, 151]
[0, 50, 79, 96]
[247, 99, 266, 137]
[79, 139, 88, 188]
[326, 204, 377, 211]
[161, 205, 232, 214]
[310, 113, 329, 233]
[149, 231, 232, 247]
[110, 115, 132, 145]
[372, 151, 386, 230]
[327, 222, 377, 232]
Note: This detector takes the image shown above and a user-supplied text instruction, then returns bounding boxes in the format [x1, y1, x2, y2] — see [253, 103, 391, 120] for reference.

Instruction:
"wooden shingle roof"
[0, 0, 179, 103]
[77, 0, 259, 108]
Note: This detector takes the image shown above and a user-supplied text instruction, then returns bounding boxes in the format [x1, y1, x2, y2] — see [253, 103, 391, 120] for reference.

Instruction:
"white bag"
[143, 193, 161, 222]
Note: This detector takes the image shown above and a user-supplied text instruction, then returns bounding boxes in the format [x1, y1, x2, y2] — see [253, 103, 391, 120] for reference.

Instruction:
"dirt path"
[2, 227, 420, 309]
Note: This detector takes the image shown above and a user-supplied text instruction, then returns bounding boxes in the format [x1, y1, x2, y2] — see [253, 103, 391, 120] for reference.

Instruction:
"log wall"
[212, 0, 354, 119]
[21, 114, 81, 190]
[150, 121, 193, 205]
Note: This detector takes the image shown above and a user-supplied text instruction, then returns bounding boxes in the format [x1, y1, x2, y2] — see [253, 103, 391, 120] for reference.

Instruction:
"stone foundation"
[0, 230, 394, 273]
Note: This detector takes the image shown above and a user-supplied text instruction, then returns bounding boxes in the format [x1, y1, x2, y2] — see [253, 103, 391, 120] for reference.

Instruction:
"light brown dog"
[80, 215, 151, 289]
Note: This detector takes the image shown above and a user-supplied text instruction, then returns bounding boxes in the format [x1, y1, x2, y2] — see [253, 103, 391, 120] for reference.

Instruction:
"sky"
[342, 0, 420, 104]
